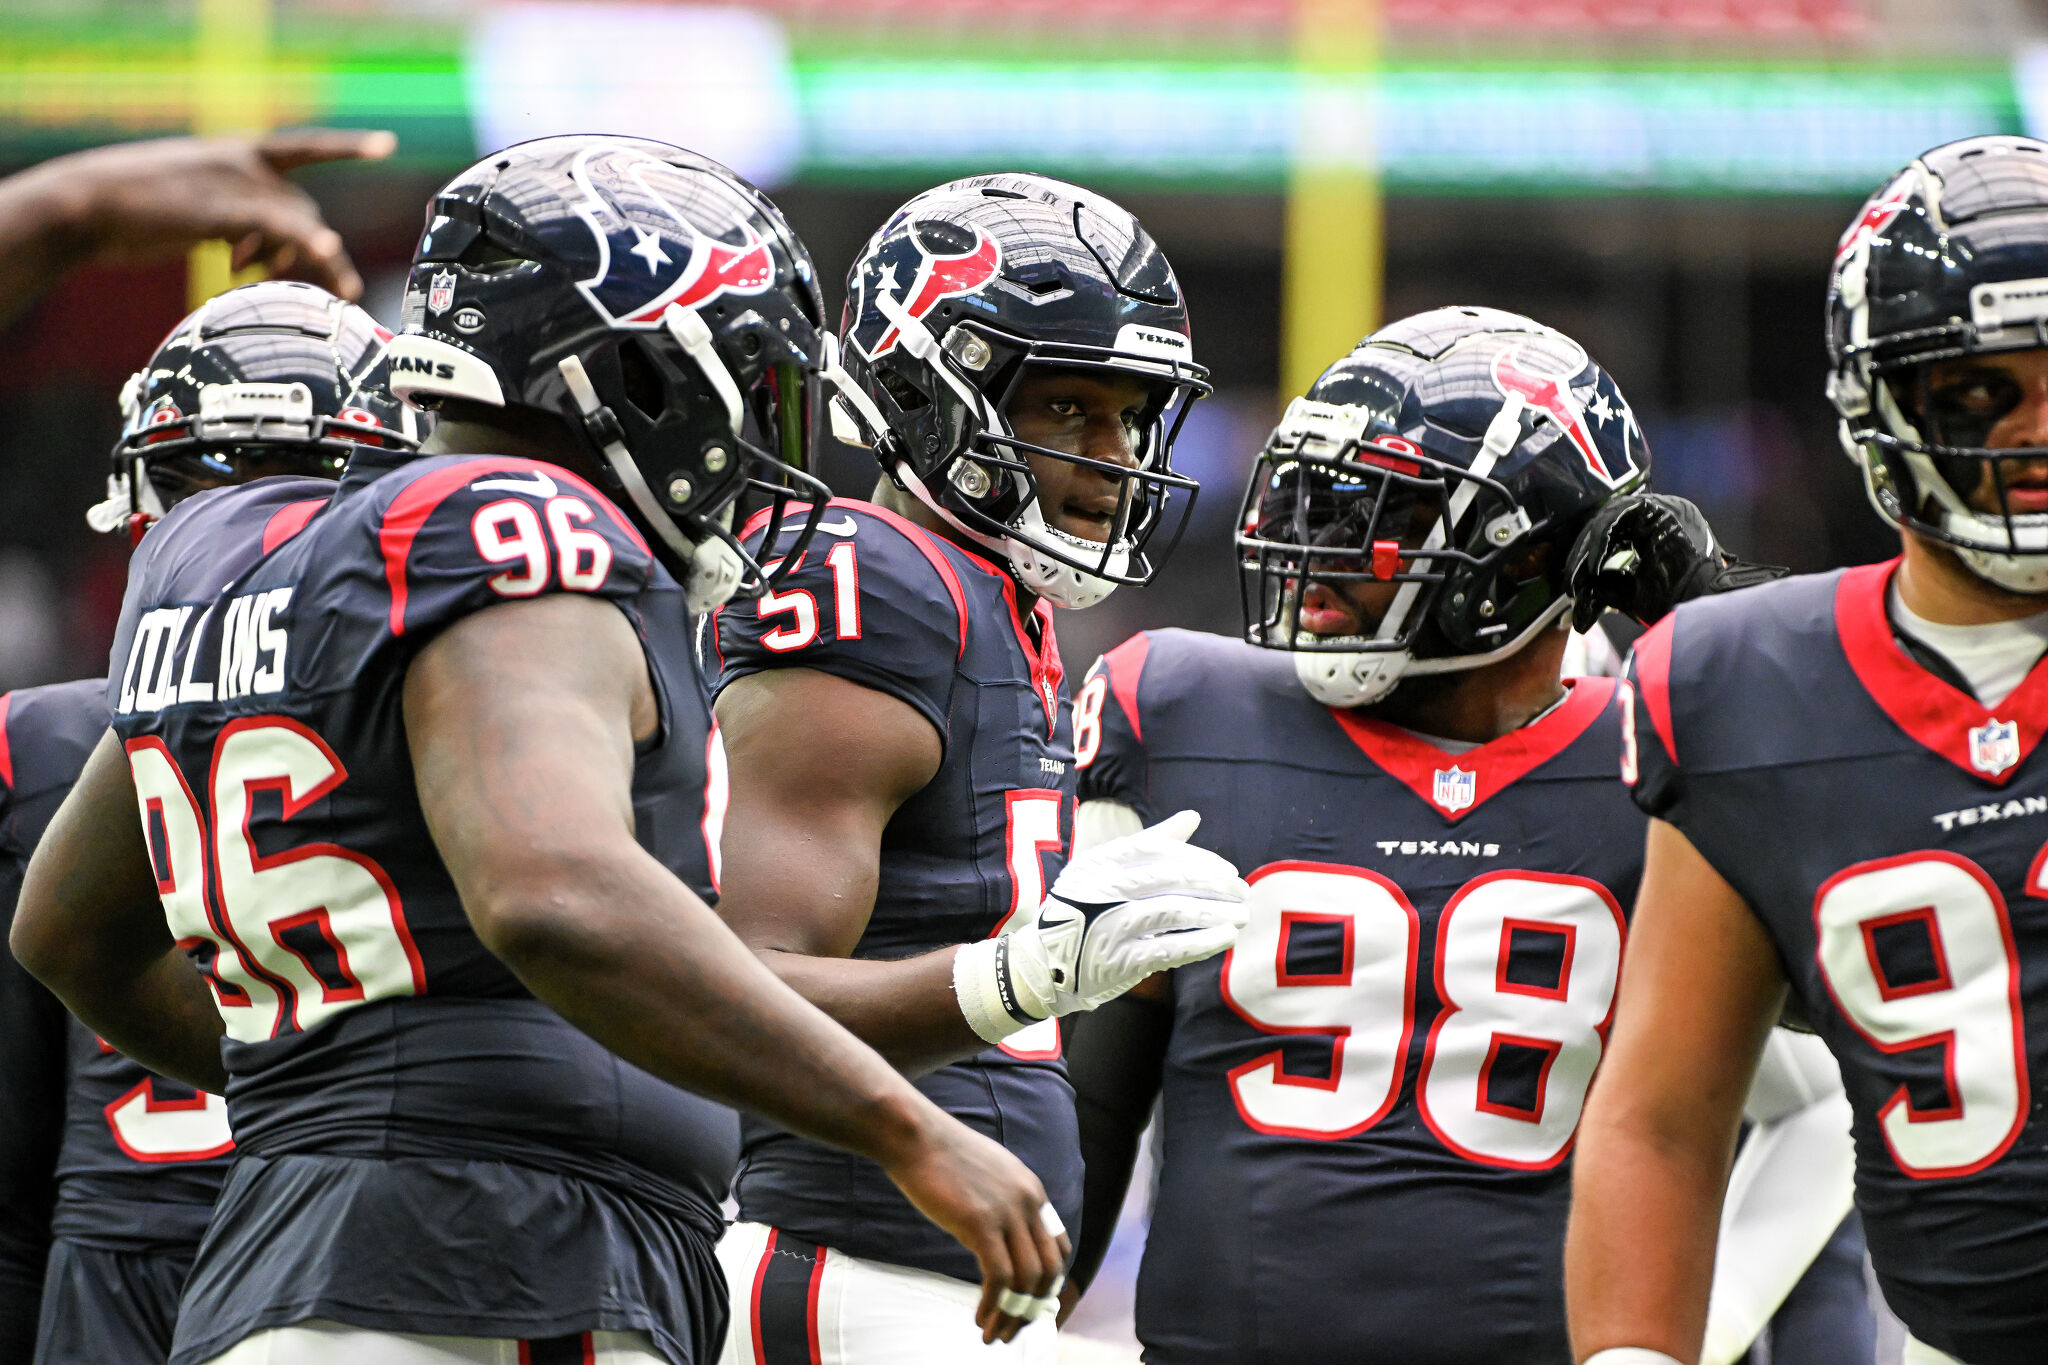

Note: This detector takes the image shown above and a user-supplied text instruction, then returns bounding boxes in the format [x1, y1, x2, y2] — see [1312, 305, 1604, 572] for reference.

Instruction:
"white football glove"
[954, 810, 1251, 1044]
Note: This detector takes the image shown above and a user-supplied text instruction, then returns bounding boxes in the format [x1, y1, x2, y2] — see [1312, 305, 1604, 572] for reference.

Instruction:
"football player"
[705, 173, 1250, 1362]
[1059, 307, 1780, 1364]
[1565, 133, 2048, 1365]
[0, 278, 410, 1364]
[11, 137, 1067, 1365]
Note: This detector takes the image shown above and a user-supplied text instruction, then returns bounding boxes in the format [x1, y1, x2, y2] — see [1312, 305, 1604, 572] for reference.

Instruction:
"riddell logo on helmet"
[869, 226, 1003, 357]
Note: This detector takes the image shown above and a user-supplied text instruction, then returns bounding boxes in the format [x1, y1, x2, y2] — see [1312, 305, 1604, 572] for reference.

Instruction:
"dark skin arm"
[10, 731, 228, 1092]
[0, 129, 392, 325]
[1564, 817, 1787, 1362]
[713, 667, 999, 1073]
[1057, 969, 1170, 1323]
[408, 594, 1065, 1340]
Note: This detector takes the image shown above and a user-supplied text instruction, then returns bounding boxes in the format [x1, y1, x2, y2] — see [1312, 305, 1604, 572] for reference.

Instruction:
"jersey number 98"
[1220, 862, 1625, 1170]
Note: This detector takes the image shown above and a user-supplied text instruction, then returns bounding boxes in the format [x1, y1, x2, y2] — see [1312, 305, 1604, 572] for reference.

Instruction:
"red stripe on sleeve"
[1632, 614, 1678, 766]
[0, 691, 14, 790]
[261, 498, 327, 555]
[1099, 632, 1151, 743]
[375, 458, 645, 636]
[835, 499, 970, 659]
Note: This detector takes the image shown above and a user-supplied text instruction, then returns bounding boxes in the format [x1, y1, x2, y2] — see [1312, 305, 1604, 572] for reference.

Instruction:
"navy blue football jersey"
[106, 454, 736, 1365]
[0, 681, 103, 1352]
[710, 497, 1081, 1282]
[1629, 561, 2048, 1365]
[0, 680, 237, 1267]
[1077, 629, 1641, 1365]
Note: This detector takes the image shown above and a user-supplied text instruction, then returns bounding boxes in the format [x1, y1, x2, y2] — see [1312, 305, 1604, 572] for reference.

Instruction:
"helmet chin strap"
[557, 352, 743, 613]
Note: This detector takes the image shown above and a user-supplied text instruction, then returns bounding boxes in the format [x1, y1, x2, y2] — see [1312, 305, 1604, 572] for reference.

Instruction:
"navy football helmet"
[830, 173, 1209, 609]
[1238, 307, 1649, 707]
[1828, 135, 2048, 592]
[95, 280, 414, 540]
[384, 135, 829, 611]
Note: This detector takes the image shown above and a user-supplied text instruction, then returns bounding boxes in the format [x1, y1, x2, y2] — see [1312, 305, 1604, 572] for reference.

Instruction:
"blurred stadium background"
[0, 1, 2010, 1356]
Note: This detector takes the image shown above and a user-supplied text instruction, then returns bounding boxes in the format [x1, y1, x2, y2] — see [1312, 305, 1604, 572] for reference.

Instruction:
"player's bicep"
[1596, 817, 1786, 1139]
[404, 593, 654, 942]
[713, 667, 941, 958]
[12, 731, 169, 985]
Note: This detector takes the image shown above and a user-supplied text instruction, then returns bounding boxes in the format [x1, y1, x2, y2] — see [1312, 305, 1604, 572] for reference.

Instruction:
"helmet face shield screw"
[952, 460, 992, 498]
[703, 446, 730, 473]
[668, 476, 694, 505]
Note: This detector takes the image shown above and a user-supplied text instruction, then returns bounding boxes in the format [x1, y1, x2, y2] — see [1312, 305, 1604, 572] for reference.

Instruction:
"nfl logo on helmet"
[1432, 765, 1477, 814]
[1970, 719, 2021, 777]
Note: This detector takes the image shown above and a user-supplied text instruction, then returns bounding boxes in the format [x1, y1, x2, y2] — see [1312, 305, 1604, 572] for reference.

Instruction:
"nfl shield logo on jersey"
[1432, 765, 1477, 813]
[427, 270, 455, 315]
[1970, 718, 2021, 776]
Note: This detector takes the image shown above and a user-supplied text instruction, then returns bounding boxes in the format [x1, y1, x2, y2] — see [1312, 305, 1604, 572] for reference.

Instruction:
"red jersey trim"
[261, 498, 326, 555]
[376, 458, 643, 637]
[1632, 614, 1678, 766]
[0, 690, 13, 790]
[830, 499, 970, 661]
[1099, 633, 1152, 744]
[1835, 559, 2048, 786]
[1329, 676, 1619, 822]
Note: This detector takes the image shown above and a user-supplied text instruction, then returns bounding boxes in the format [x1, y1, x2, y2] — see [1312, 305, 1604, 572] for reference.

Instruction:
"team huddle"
[1, 126, 2045, 1365]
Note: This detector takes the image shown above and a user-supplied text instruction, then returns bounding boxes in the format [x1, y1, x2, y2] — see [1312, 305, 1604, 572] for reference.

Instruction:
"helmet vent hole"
[619, 337, 669, 423]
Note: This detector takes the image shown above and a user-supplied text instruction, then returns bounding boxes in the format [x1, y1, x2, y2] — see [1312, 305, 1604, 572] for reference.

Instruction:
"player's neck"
[1896, 532, 2048, 626]
[869, 476, 1045, 618]
[1360, 626, 1571, 745]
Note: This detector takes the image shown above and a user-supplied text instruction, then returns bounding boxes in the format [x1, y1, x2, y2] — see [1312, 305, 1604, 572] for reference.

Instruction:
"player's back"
[108, 452, 735, 1365]
[710, 497, 1082, 1282]
[1631, 562, 2048, 1365]
[1078, 628, 1641, 1365]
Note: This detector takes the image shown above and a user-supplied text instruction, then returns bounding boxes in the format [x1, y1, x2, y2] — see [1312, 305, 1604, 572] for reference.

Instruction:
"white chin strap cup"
[1294, 646, 1409, 708]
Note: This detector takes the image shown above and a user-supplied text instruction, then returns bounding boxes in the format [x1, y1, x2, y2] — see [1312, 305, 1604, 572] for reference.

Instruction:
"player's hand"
[1565, 492, 1788, 632]
[878, 1113, 1070, 1343]
[20, 129, 394, 300]
[955, 810, 1249, 1043]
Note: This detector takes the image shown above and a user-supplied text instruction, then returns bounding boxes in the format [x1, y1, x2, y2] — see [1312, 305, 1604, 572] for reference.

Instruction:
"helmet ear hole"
[618, 337, 670, 423]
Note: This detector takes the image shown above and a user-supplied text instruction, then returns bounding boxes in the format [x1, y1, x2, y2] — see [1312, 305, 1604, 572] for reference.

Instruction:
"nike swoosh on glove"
[953, 810, 1251, 1044]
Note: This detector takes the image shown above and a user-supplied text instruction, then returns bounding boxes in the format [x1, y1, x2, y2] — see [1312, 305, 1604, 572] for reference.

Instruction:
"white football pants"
[715, 1220, 1057, 1365]
[199, 1319, 664, 1364]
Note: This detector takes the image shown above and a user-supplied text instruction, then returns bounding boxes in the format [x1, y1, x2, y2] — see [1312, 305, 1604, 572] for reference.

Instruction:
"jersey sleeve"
[710, 511, 961, 745]
[1076, 633, 1154, 819]
[370, 459, 656, 645]
[1622, 613, 1683, 820]
[0, 684, 103, 1352]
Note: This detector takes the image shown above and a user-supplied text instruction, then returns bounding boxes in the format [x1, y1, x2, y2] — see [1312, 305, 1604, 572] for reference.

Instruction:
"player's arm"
[1565, 816, 1788, 1363]
[406, 592, 1065, 1342]
[10, 731, 228, 1092]
[1059, 969, 1169, 1320]
[0, 129, 393, 323]
[712, 665, 992, 1073]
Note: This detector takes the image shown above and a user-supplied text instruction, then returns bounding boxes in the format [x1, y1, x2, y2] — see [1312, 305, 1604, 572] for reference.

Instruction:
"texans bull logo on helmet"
[850, 223, 1004, 359]
[566, 143, 778, 331]
[1490, 343, 1640, 489]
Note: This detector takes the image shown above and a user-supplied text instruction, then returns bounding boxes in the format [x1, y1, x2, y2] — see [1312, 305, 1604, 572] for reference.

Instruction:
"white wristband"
[1584, 1351, 1685, 1365]
[952, 938, 1033, 1045]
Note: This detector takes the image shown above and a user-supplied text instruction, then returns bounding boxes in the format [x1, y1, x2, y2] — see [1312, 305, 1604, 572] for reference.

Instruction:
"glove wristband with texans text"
[953, 936, 1039, 1045]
